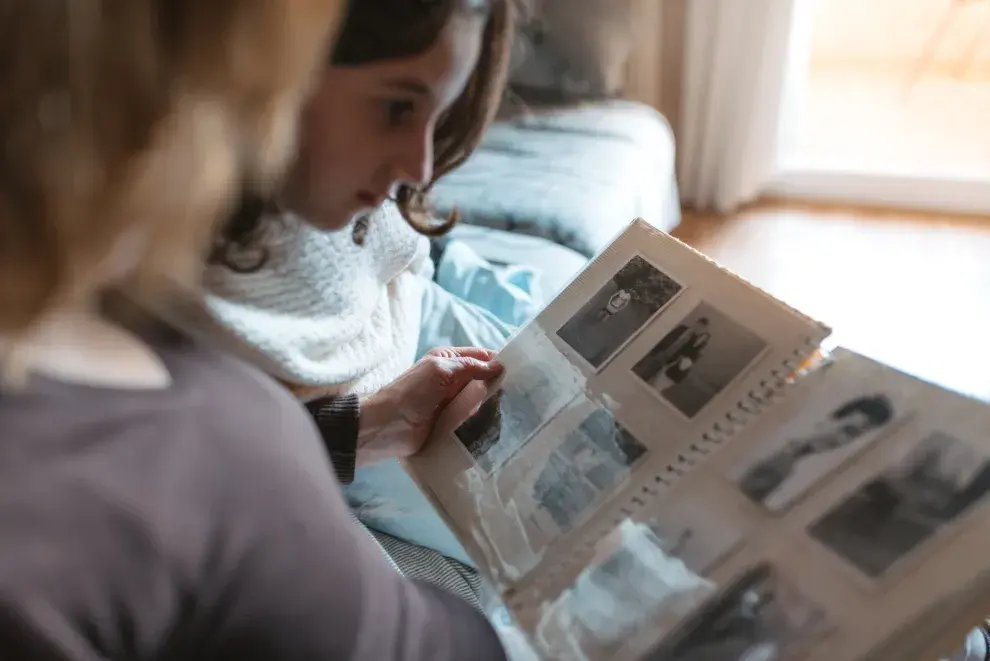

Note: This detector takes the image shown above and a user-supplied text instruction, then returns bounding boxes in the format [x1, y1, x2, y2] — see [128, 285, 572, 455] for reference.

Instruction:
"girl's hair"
[211, 0, 516, 272]
[0, 0, 345, 337]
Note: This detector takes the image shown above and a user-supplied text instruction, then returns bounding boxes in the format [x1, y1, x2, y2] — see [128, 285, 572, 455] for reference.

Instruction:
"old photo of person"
[557, 256, 683, 370]
[733, 394, 896, 512]
[454, 362, 576, 473]
[530, 409, 648, 534]
[633, 303, 767, 419]
[809, 431, 990, 578]
[643, 563, 831, 661]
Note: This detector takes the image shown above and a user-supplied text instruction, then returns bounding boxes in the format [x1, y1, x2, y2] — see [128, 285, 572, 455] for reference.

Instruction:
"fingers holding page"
[425, 346, 500, 363]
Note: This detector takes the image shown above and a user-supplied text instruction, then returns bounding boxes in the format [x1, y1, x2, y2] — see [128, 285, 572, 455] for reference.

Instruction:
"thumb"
[434, 358, 501, 412]
[448, 356, 503, 384]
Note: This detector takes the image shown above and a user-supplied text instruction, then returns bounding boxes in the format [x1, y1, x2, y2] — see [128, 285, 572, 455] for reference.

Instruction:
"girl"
[174, 0, 533, 605]
[0, 0, 508, 659]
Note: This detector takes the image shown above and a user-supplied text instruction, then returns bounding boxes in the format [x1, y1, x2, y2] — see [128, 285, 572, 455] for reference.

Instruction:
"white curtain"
[678, 0, 800, 213]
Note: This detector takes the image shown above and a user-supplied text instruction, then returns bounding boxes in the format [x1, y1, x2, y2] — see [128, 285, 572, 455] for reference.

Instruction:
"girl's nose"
[391, 130, 434, 188]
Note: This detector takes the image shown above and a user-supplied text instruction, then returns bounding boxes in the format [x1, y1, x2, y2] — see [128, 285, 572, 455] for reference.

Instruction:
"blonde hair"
[0, 0, 345, 339]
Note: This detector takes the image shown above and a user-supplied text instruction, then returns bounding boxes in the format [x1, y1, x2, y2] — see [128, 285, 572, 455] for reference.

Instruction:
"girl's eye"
[382, 100, 415, 127]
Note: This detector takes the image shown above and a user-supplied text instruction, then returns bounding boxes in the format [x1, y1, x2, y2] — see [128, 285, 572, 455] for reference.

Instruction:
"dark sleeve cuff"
[305, 394, 360, 484]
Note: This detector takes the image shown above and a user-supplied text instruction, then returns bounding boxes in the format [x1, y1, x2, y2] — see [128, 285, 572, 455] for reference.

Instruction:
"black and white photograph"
[647, 499, 747, 575]
[453, 390, 505, 470]
[643, 563, 833, 661]
[529, 408, 649, 535]
[556, 255, 683, 370]
[730, 392, 900, 513]
[808, 431, 990, 578]
[560, 521, 715, 653]
[454, 330, 586, 473]
[633, 302, 767, 419]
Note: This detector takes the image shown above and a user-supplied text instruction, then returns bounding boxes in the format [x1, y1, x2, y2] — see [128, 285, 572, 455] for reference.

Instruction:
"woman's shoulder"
[86, 326, 334, 497]
[161, 329, 313, 431]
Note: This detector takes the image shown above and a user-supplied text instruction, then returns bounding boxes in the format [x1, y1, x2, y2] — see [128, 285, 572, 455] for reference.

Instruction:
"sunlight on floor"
[786, 0, 990, 178]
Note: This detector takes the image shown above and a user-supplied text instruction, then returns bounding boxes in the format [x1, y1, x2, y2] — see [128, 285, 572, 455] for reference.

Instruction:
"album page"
[405, 218, 832, 600]
[526, 349, 990, 661]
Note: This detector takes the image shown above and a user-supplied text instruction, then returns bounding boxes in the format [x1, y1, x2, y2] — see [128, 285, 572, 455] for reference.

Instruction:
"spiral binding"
[507, 341, 824, 613]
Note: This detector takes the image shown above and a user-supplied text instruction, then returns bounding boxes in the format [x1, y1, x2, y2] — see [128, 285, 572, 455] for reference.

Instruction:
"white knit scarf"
[172, 201, 431, 399]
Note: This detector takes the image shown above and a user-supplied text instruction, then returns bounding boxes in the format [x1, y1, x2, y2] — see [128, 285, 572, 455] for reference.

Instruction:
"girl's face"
[281, 11, 484, 231]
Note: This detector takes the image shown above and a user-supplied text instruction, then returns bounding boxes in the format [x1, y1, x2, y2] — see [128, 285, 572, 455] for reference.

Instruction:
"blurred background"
[432, 0, 990, 400]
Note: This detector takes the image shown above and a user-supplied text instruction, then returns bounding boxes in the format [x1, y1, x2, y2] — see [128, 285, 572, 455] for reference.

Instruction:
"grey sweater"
[0, 329, 506, 661]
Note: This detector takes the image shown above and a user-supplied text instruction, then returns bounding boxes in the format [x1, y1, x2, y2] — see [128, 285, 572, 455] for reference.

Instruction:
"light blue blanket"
[947, 628, 988, 661]
[341, 240, 545, 566]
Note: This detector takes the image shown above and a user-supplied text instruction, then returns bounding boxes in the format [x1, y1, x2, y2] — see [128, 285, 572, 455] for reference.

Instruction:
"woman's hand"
[356, 347, 503, 466]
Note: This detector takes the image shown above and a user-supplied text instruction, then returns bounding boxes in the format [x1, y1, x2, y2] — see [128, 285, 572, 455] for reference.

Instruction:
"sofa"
[431, 0, 680, 298]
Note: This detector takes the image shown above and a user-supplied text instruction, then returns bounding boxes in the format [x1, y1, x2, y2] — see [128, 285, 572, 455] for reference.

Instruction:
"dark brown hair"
[210, 0, 515, 271]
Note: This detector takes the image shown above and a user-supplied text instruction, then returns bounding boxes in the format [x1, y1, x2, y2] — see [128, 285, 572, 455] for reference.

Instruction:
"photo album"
[405, 219, 990, 661]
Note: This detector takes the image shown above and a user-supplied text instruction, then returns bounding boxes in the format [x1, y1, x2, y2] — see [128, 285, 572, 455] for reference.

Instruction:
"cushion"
[431, 100, 680, 257]
[509, 0, 635, 103]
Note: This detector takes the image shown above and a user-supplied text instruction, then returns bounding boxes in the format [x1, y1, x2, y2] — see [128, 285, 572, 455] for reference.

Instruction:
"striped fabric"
[350, 512, 487, 612]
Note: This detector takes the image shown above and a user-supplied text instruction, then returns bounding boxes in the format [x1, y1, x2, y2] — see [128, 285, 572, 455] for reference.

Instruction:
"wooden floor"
[671, 200, 990, 401]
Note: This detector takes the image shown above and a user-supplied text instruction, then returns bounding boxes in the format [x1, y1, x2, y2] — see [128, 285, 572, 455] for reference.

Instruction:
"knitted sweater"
[174, 202, 431, 400]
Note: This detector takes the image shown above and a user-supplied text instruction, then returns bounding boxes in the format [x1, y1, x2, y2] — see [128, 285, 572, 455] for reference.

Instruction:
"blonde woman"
[0, 1, 507, 660]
